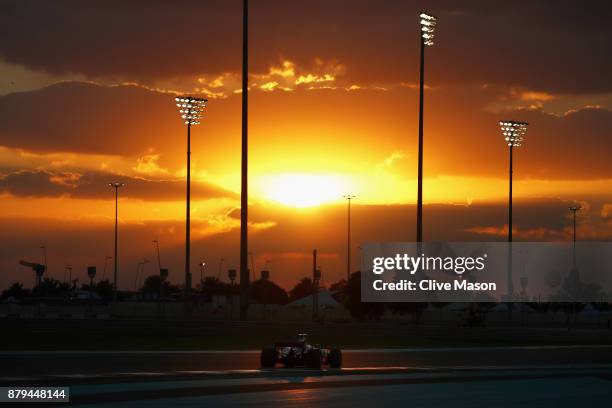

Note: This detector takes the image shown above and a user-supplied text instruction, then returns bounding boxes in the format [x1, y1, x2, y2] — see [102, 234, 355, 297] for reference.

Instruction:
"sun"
[258, 173, 348, 208]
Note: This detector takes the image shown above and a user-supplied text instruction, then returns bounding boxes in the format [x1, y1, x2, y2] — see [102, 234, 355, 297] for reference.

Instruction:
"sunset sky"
[1, 0, 611, 289]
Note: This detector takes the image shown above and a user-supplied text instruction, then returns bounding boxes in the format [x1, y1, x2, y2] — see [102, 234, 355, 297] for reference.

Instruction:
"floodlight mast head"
[499, 120, 528, 147]
[569, 205, 582, 213]
[175, 96, 207, 126]
[108, 182, 125, 188]
[420, 12, 438, 46]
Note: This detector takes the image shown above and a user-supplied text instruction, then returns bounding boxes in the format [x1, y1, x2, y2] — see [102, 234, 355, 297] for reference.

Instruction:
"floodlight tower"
[569, 205, 582, 268]
[416, 12, 437, 245]
[342, 195, 356, 282]
[499, 120, 528, 298]
[174, 96, 207, 303]
[108, 182, 125, 300]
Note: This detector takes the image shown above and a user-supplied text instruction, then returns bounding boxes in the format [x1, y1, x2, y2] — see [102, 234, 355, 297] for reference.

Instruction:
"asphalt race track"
[2, 345, 612, 377]
[1, 346, 612, 406]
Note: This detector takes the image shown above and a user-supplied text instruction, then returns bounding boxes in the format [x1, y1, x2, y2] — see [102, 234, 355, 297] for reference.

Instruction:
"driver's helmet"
[297, 333, 308, 343]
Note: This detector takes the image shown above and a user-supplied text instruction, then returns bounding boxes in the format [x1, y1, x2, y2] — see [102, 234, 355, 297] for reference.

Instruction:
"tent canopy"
[286, 290, 344, 309]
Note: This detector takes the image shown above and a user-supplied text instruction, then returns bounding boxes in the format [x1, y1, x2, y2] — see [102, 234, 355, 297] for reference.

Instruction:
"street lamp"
[342, 195, 356, 282]
[174, 96, 207, 303]
[199, 261, 206, 285]
[108, 182, 125, 300]
[416, 12, 437, 245]
[569, 205, 582, 268]
[499, 120, 528, 298]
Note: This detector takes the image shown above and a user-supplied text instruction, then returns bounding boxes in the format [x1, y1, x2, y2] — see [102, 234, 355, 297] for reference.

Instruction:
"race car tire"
[260, 348, 277, 368]
[329, 349, 342, 368]
[308, 349, 322, 369]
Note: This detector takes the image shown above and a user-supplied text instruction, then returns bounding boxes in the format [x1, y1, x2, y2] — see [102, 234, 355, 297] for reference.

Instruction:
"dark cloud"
[0, 1, 610, 93]
[0, 81, 241, 173]
[0, 0, 242, 80]
[0, 169, 236, 201]
[0, 82, 185, 155]
[1, 81, 611, 179]
[425, 86, 612, 179]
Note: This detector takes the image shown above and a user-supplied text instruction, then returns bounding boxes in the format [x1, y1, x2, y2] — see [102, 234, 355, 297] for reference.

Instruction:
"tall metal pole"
[347, 198, 351, 281]
[185, 123, 192, 302]
[113, 186, 118, 300]
[573, 209, 577, 269]
[343, 195, 355, 281]
[312, 249, 318, 319]
[240, 0, 250, 320]
[508, 145, 514, 298]
[569, 206, 581, 268]
[573, 210, 576, 244]
[416, 33, 425, 244]
[509, 146, 513, 244]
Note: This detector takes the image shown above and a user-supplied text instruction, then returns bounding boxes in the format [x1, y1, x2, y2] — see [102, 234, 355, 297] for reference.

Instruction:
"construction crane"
[19, 260, 46, 289]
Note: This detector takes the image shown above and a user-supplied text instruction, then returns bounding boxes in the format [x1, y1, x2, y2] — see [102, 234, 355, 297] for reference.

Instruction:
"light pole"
[342, 195, 356, 282]
[174, 96, 207, 304]
[108, 182, 125, 300]
[500, 120, 528, 299]
[199, 261, 206, 286]
[569, 205, 582, 268]
[240, 0, 250, 321]
[416, 12, 437, 244]
[153, 238, 162, 274]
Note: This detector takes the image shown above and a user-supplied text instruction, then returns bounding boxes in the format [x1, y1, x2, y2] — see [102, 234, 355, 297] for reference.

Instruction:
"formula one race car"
[260, 334, 342, 369]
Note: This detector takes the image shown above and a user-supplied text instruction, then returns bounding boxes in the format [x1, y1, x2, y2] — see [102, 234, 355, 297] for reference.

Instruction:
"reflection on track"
[4, 364, 612, 385]
[63, 365, 612, 406]
[1, 363, 611, 406]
